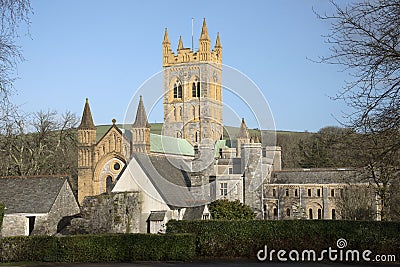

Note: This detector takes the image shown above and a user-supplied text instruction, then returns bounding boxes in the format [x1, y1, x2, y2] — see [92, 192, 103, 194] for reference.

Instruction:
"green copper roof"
[150, 133, 194, 156]
[214, 139, 229, 158]
[95, 125, 197, 157]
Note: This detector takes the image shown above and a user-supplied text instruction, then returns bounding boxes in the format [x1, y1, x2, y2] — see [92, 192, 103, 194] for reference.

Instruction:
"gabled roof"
[133, 153, 202, 208]
[0, 176, 68, 214]
[78, 98, 96, 130]
[96, 122, 122, 146]
[148, 211, 167, 221]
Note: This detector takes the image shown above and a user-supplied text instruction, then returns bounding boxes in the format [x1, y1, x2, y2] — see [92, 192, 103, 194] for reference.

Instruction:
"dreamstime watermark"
[257, 238, 397, 263]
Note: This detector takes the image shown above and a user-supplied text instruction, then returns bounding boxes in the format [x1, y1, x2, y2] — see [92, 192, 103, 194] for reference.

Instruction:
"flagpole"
[191, 18, 194, 51]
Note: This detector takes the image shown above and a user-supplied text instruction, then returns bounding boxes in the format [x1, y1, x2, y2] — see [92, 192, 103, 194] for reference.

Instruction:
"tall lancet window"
[192, 77, 200, 97]
[173, 80, 182, 99]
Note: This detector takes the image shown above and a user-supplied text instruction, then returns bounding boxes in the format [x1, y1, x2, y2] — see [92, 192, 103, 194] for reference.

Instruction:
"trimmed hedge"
[0, 203, 4, 230]
[166, 220, 400, 259]
[0, 233, 195, 263]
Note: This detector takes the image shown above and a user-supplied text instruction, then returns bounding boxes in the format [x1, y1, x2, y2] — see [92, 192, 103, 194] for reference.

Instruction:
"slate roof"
[183, 206, 206, 220]
[270, 169, 361, 184]
[133, 153, 202, 208]
[0, 176, 67, 214]
[148, 211, 167, 221]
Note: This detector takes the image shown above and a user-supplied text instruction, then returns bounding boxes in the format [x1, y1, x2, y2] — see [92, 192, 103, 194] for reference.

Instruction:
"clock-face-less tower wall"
[162, 19, 223, 145]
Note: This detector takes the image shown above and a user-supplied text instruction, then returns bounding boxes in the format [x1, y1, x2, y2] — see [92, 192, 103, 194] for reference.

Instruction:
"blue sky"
[13, 0, 351, 132]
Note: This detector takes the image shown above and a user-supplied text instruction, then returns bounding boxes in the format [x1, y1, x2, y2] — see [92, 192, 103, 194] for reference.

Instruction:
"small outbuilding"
[0, 176, 80, 237]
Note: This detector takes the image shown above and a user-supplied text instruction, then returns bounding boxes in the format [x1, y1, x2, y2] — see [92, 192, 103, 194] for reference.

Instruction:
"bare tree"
[0, 110, 79, 192]
[318, 0, 400, 132]
[0, 0, 32, 128]
[336, 184, 377, 221]
[318, 0, 400, 220]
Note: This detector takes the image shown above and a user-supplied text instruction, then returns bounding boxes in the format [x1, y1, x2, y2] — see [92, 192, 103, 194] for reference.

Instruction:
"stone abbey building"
[76, 19, 380, 233]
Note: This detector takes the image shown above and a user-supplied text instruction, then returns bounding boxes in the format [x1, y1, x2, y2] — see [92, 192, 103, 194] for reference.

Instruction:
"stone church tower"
[162, 19, 223, 145]
[77, 98, 97, 203]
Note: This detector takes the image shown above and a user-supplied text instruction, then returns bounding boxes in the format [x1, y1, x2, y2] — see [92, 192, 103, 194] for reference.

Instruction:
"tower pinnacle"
[78, 98, 96, 130]
[178, 36, 184, 50]
[133, 96, 150, 128]
[237, 118, 249, 139]
[200, 18, 210, 40]
[163, 28, 170, 44]
[215, 32, 221, 48]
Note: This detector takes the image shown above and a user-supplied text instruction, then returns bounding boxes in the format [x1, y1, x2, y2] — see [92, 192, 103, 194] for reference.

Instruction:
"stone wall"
[1, 215, 27, 237]
[69, 192, 140, 234]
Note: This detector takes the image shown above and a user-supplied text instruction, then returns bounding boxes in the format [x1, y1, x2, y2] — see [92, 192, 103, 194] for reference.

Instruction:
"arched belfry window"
[192, 77, 200, 98]
[173, 79, 182, 99]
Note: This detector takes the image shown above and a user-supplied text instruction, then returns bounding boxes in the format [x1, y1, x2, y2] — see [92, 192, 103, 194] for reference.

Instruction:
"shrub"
[208, 199, 256, 220]
[167, 220, 400, 259]
[0, 233, 195, 263]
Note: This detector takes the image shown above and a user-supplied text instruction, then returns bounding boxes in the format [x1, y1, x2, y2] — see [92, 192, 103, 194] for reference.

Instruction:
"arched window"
[195, 131, 200, 143]
[317, 208, 322, 219]
[332, 209, 336, 220]
[286, 208, 290, 217]
[192, 77, 200, 97]
[309, 208, 313, 220]
[173, 80, 182, 99]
